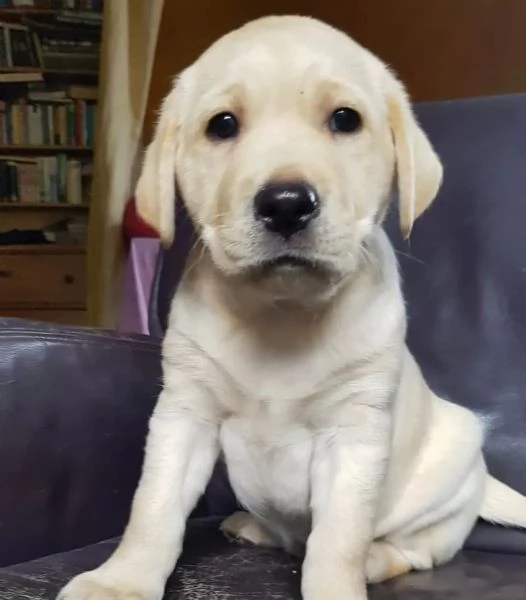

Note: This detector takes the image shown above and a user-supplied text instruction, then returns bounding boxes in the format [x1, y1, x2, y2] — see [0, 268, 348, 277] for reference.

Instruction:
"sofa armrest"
[0, 318, 162, 567]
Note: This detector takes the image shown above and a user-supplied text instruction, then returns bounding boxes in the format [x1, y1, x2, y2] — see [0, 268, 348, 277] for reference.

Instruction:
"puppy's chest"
[221, 413, 314, 524]
[203, 324, 345, 411]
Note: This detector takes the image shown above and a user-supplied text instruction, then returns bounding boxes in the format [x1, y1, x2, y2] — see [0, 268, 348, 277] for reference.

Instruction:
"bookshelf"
[0, 144, 93, 151]
[0, 8, 58, 15]
[0, 0, 103, 325]
[0, 201, 90, 209]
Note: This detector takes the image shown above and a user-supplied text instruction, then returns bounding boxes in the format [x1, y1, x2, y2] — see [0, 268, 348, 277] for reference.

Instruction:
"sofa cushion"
[1, 518, 525, 600]
[0, 318, 162, 567]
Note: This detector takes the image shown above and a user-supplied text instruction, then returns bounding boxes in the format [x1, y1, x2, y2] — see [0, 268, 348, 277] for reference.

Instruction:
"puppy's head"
[136, 16, 442, 302]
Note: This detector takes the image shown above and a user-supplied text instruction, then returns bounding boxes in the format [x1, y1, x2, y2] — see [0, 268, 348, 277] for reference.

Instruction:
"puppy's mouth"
[254, 255, 328, 276]
[263, 255, 317, 269]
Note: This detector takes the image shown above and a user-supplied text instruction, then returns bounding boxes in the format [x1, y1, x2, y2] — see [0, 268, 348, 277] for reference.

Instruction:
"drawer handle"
[0, 269, 13, 278]
[64, 275, 75, 285]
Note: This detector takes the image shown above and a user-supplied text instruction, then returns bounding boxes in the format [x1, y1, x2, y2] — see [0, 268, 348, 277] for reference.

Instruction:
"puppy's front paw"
[302, 557, 367, 600]
[57, 572, 160, 600]
[220, 511, 280, 548]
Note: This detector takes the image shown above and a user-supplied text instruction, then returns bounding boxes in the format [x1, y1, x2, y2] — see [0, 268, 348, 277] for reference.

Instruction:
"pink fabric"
[117, 238, 160, 334]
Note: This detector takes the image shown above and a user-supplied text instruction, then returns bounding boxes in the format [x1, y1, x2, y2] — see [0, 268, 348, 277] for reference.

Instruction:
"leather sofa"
[1, 93, 525, 599]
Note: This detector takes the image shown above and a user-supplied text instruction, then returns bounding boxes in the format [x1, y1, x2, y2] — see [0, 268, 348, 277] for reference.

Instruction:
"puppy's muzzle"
[254, 180, 320, 239]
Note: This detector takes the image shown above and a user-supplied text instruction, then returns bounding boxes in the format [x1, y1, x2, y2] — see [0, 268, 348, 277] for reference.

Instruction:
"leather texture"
[1, 93, 526, 598]
[392, 94, 526, 501]
[1, 519, 526, 600]
[389, 93, 526, 554]
[0, 318, 162, 568]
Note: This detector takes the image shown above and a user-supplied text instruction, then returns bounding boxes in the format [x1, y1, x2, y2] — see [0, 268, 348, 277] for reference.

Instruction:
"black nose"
[254, 181, 320, 238]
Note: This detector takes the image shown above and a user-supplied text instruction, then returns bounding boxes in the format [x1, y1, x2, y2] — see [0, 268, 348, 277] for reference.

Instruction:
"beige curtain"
[87, 0, 165, 328]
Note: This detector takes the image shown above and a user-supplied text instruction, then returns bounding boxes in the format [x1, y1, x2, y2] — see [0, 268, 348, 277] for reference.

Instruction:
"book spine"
[22, 102, 29, 144]
[28, 104, 39, 145]
[41, 104, 49, 145]
[67, 102, 74, 145]
[74, 100, 82, 146]
[18, 162, 30, 204]
[37, 157, 46, 202]
[61, 106, 67, 145]
[35, 104, 44, 145]
[50, 155, 58, 201]
[58, 153, 67, 202]
[0, 101, 6, 146]
[47, 104, 54, 146]
[4, 27, 13, 69]
[0, 26, 8, 70]
[42, 157, 50, 202]
[7, 161, 19, 203]
[67, 158, 82, 204]
[0, 160, 9, 203]
[5, 103, 12, 145]
[29, 161, 39, 203]
[11, 104, 20, 145]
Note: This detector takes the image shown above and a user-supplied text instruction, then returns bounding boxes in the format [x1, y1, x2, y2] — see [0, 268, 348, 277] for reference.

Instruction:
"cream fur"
[58, 15, 526, 600]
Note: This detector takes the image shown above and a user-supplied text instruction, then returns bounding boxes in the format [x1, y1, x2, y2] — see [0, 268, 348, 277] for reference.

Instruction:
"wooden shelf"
[0, 202, 89, 210]
[0, 8, 101, 17]
[0, 8, 57, 15]
[1, 68, 98, 76]
[0, 66, 39, 73]
[0, 145, 93, 152]
[0, 244, 85, 255]
[43, 69, 99, 77]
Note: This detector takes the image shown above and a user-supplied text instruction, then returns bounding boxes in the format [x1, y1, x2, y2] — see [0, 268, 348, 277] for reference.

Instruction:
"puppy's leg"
[367, 460, 485, 583]
[221, 512, 282, 548]
[58, 388, 219, 600]
[302, 409, 391, 600]
[365, 508, 476, 584]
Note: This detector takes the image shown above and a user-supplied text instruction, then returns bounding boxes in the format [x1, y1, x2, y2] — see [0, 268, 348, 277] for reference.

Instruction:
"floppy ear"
[135, 80, 181, 247]
[386, 74, 443, 238]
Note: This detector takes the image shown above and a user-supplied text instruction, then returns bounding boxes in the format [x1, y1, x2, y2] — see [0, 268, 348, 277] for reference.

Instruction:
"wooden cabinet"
[0, 245, 86, 325]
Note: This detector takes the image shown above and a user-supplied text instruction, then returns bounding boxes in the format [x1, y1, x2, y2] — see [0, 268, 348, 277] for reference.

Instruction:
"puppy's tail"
[480, 475, 526, 528]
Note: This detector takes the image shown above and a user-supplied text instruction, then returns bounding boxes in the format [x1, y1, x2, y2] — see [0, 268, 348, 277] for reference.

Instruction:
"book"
[0, 101, 5, 145]
[6, 160, 18, 202]
[0, 71, 43, 82]
[0, 158, 10, 202]
[0, 25, 8, 69]
[50, 1, 103, 11]
[0, 153, 91, 204]
[4, 1, 54, 7]
[56, 11, 103, 26]
[37, 30, 100, 71]
[67, 84, 97, 100]
[27, 87, 67, 101]
[0, 98, 95, 146]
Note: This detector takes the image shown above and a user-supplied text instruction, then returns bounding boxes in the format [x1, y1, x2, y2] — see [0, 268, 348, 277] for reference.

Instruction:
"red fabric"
[123, 196, 158, 240]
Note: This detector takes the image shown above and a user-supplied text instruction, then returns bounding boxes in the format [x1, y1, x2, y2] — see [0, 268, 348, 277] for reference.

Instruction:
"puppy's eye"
[206, 112, 239, 140]
[329, 107, 362, 134]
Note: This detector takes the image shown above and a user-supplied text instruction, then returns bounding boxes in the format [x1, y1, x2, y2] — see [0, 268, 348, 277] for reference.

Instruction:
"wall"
[143, 0, 526, 142]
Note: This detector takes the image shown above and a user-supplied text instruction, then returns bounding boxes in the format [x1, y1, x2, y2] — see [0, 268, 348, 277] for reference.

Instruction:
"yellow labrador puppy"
[59, 15, 526, 600]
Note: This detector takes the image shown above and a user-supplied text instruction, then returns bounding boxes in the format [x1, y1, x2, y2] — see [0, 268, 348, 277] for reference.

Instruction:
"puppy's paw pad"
[57, 577, 151, 600]
[220, 511, 280, 548]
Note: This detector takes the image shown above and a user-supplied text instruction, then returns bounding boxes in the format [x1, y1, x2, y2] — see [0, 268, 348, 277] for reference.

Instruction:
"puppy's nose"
[254, 181, 320, 238]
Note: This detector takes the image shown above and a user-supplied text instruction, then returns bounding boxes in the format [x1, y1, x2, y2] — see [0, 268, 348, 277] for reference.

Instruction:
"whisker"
[394, 250, 427, 266]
